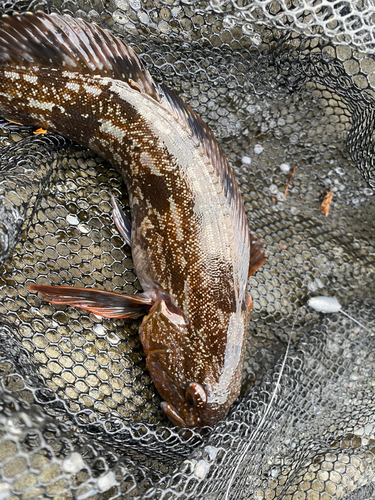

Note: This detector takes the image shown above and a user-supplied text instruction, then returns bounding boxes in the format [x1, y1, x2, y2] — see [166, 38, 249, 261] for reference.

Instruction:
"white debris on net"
[6, 412, 33, 436]
[280, 162, 291, 173]
[62, 452, 86, 473]
[269, 183, 285, 201]
[74, 470, 118, 498]
[254, 144, 264, 154]
[97, 471, 117, 492]
[93, 324, 106, 336]
[0, 482, 11, 500]
[269, 184, 278, 195]
[194, 459, 211, 480]
[78, 223, 90, 234]
[66, 214, 79, 225]
[308, 296, 372, 333]
[308, 296, 341, 313]
[354, 422, 375, 446]
[204, 445, 220, 461]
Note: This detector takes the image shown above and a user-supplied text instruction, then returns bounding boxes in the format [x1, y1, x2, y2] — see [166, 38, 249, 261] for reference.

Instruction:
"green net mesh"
[0, 0, 374, 498]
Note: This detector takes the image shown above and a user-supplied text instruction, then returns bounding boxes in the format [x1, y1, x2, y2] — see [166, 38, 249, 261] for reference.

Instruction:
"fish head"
[148, 354, 209, 428]
[140, 299, 207, 427]
[140, 297, 248, 428]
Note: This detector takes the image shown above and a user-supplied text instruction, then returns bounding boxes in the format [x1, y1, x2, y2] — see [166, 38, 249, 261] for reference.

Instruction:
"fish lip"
[160, 401, 186, 427]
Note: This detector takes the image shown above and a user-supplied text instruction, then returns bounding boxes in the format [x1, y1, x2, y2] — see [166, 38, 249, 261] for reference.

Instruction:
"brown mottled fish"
[0, 12, 266, 427]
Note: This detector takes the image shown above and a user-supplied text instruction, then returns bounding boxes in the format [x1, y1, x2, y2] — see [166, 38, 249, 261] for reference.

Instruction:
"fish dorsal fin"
[0, 11, 160, 100]
[160, 84, 250, 254]
[0, 11, 250, 258]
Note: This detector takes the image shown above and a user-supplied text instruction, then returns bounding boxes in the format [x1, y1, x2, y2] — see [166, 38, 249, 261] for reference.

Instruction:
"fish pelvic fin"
[111, 196, 131, 247]
[29, 284, 155, 319]
[248, 234, 267, 278]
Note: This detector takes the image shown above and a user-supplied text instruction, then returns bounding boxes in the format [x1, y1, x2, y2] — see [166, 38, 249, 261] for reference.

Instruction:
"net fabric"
[0, 0, 374, 498]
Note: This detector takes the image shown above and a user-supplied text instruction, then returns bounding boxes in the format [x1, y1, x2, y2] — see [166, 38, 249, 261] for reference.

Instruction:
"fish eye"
[186, 390, 194, 406]
[185, 382, 207, 407]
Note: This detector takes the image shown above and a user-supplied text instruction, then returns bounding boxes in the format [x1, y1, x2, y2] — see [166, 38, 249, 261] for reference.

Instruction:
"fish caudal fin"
[29, 285, 154, 319]
[248, 234, 267, 278]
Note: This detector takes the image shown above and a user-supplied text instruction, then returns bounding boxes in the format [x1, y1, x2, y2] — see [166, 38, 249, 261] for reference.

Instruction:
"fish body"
[0, 12, 266, 427]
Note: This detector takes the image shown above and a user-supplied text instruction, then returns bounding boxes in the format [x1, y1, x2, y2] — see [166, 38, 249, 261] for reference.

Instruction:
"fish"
[0, 12, 266, 427]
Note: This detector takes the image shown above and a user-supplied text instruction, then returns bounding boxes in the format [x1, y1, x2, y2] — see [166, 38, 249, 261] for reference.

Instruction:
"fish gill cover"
[0, 0, 374, 498]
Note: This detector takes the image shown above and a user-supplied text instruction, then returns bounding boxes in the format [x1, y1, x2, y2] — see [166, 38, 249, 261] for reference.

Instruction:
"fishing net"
[0, 0, 374, 498]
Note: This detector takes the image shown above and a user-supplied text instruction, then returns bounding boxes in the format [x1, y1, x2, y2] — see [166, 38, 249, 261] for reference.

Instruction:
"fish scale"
[0, 11, 266, 427]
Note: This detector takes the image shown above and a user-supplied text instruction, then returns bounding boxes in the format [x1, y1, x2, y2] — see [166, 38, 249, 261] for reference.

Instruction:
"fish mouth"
[160, 400, 205, 428]
[160, 401, 187, 427]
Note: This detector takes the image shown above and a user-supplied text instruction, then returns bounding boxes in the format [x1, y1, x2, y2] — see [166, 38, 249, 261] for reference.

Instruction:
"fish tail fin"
[29, 284, 154, 319]
[248, 234, 267, 278]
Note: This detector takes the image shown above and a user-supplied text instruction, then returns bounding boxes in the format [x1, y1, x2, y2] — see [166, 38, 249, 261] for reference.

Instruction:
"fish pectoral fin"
[248, 234, 267, 278]
[139, 299, 187, 355]
[111, 196, 131, 247]
[29, 285, 154, 319]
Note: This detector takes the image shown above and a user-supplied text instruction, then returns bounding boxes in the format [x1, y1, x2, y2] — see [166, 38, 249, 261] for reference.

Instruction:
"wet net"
[0, 0, 374, 498]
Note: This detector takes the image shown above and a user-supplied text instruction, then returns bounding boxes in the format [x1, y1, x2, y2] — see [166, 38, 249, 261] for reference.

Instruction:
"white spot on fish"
[62, 71, 80, 80]
[0, 92, 13, 100]
[66, 82, 80, 92]
[169, 198, 185, 243]
[83, 84, 102, 96]
[4, 70, 20, 80]
[99, 119, 126, 140]
[27, 98, 65, 113]
[113, 152, 122, 164]
[23, 74, 38, 84]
